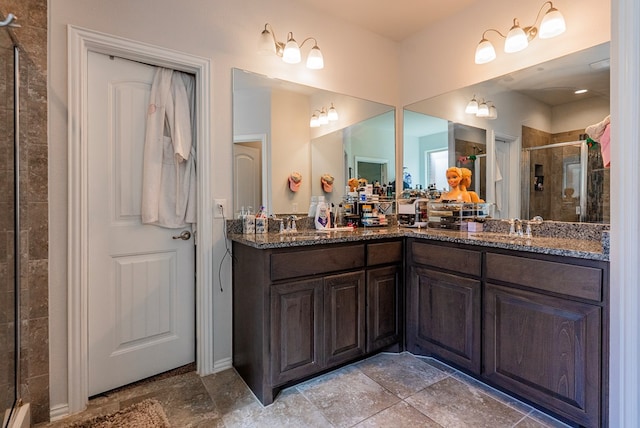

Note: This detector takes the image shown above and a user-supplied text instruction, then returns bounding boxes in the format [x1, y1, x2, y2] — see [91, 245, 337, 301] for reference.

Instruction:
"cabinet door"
[484, 283, 601, 428]
[407, 266, 481, 373]
[324, 271, 366, 368]
[270, 278, 324, 385]
[366, 265, 400, 352]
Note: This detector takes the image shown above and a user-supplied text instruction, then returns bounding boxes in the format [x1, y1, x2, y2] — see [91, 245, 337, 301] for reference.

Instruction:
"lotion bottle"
[314, 198, 330, 230]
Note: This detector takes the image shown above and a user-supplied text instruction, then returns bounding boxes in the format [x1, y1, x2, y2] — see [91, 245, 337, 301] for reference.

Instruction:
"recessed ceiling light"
[574, 89, 588, 94]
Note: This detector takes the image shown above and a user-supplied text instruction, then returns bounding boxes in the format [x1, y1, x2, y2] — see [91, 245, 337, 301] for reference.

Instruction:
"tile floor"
[38, 352, 572, 428]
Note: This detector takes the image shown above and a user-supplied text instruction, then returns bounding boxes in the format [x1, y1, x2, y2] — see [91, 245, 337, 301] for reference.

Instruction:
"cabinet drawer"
[410, 241, 481, 277]
[367, 241, 402, 266]
[271, 244, 365, 281]
[486, 253, 602, 302]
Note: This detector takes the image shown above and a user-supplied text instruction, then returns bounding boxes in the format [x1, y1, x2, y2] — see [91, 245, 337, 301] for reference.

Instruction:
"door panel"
[233, 143, 261, 215]
[87, 52, 195, 396]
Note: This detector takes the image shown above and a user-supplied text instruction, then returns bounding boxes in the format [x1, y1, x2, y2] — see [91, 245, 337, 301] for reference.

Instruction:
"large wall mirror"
[233, 68, 395, 216]
[404, 42, 610, 223]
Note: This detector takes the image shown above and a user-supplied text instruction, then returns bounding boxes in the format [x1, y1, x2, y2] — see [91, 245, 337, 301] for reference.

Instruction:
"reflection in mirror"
[403, 112, 486, 200]
[403, 42, 610, 223]
[233, 68, 395, 216]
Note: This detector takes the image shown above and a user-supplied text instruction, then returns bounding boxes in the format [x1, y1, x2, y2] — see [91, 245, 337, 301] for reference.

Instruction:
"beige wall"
[48, 0, 400, 412]
[48, 0, 614, 417]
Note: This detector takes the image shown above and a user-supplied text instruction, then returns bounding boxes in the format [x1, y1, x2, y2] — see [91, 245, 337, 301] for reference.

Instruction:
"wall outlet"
[214, 199, 228, 218]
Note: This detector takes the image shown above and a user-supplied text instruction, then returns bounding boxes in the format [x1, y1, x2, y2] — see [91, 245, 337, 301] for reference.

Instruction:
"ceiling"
[296, 0, 480, 42]
[295, 1, 609, 107]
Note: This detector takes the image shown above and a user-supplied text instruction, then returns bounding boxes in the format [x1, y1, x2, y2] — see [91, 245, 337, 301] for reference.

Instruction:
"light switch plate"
[214, 199, 228, 218]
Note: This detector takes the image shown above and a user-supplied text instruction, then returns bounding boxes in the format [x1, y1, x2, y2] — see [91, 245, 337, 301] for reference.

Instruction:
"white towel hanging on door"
[141, 67, 196, 228]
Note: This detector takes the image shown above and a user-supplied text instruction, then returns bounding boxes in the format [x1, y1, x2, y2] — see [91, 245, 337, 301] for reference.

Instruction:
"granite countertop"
[228, 226, 608, 261]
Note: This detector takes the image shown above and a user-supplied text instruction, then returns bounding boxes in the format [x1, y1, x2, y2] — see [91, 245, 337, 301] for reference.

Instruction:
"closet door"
[87, 52, 195, 395]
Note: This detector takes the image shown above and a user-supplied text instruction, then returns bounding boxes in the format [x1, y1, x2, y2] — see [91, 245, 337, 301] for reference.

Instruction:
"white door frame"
[67, 25, 213, 413]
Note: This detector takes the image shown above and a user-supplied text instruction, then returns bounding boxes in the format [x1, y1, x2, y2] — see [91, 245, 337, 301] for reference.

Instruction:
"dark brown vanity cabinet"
[406, 240, 482, 374]
[233, 238, 402, 405]
[405, 239, 608, 428]
[483, 253, 608, 428]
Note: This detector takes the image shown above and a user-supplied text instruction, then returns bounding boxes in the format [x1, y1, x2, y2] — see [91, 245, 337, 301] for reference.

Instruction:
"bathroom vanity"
[232, 236, 403, 405]
[231, 226, 608, 427]
[406, 238, 608, 428]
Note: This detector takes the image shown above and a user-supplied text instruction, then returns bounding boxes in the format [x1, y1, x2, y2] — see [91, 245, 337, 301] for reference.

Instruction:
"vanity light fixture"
[310, 104, 339, 128]
[474, 1, 566, 64]
[465, 96, 497, 119]
[259, 23, 324, 69]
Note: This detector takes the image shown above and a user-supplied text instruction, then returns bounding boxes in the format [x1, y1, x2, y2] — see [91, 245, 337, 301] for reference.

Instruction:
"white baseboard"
[213, 357, 233, 373]
[49, 403, 70, 421]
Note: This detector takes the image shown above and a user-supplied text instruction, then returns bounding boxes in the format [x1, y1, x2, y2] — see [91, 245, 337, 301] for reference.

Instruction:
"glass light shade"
[319, 109, 329, 125]
[475, 39, 496, 64]
[258, 29, 276, 55]
[504, 22, 528, 53]
[310, 114, 320, 127]
[306, 46, 324, 69]
[465, 98, 479, 114]
[539, 8, 566, 39]
[476, 102, 489, 117]
[488, 105, 498, 119]
[282, 33, 301, 64]
[327, 104, 339, 121]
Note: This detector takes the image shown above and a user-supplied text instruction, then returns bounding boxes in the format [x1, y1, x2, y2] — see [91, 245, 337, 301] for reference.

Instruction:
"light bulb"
[539, 7, 566, 39]
[477, 102, 489, 117]
[465, 97, 479, 114]
[475, 39, 496, 64]
[282, 32, 301, 64]
[310, 114, 320, 127]
[258, 27, 276, 55]
[306, 45, 324, 69]
[327, 104, 338, 121]
[319, 109, 329, 125]
[504, 19, 528, 53]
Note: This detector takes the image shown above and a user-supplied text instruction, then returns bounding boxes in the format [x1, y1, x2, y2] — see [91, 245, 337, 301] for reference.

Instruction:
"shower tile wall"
[2, 0, 49, 423]
[522, 126, 610, 223]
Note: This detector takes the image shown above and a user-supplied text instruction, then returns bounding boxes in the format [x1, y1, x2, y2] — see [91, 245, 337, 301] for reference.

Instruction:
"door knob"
[172, 230, 191, 240]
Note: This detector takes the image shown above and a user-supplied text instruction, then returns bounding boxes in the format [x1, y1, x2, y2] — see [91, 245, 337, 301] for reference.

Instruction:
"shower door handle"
[172, 230, 192, 240]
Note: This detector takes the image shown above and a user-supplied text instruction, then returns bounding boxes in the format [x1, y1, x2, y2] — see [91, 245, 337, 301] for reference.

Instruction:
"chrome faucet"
[508, 218, 524, 237]
[286, 215, 298, 233]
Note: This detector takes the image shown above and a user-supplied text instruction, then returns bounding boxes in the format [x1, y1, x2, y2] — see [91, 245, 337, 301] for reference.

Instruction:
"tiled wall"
[1, 0, 49, 423]
[522, 126, 610, 223]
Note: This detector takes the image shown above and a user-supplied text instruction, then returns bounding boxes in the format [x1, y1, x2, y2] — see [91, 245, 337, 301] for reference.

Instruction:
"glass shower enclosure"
[521, 140, 610, 223]
[1, 18, 20, 428]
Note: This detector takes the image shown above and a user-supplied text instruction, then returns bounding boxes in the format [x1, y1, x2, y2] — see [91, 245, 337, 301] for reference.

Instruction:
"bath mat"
[65, 399, 170, 428]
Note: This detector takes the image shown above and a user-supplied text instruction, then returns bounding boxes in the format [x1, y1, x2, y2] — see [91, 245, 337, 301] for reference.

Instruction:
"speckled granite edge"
[227, 221, 608, 261]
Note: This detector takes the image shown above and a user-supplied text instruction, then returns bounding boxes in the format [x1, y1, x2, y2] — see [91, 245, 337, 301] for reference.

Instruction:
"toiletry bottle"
[255, 205, 267, 234]
[243, 206, 255, 234]
[335, 203, 344, 227]
[308, 196, 318, 218]
[314, 198, 330, 230]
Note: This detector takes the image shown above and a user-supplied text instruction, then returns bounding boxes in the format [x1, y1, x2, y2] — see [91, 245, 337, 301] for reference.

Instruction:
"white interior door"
[87, 51, 195, 396]
[494, 139, 510, 219]
[233, 143, 262, 215]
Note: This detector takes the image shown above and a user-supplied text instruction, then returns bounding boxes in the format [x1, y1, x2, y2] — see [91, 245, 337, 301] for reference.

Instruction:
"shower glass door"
[1, 28, 18, 428]
[522, 140, 609, 223]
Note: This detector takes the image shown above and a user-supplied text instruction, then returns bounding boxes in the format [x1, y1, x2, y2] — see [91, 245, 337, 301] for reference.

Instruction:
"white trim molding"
[67, 25, 214, 414]
[610, 0, 640, 426]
